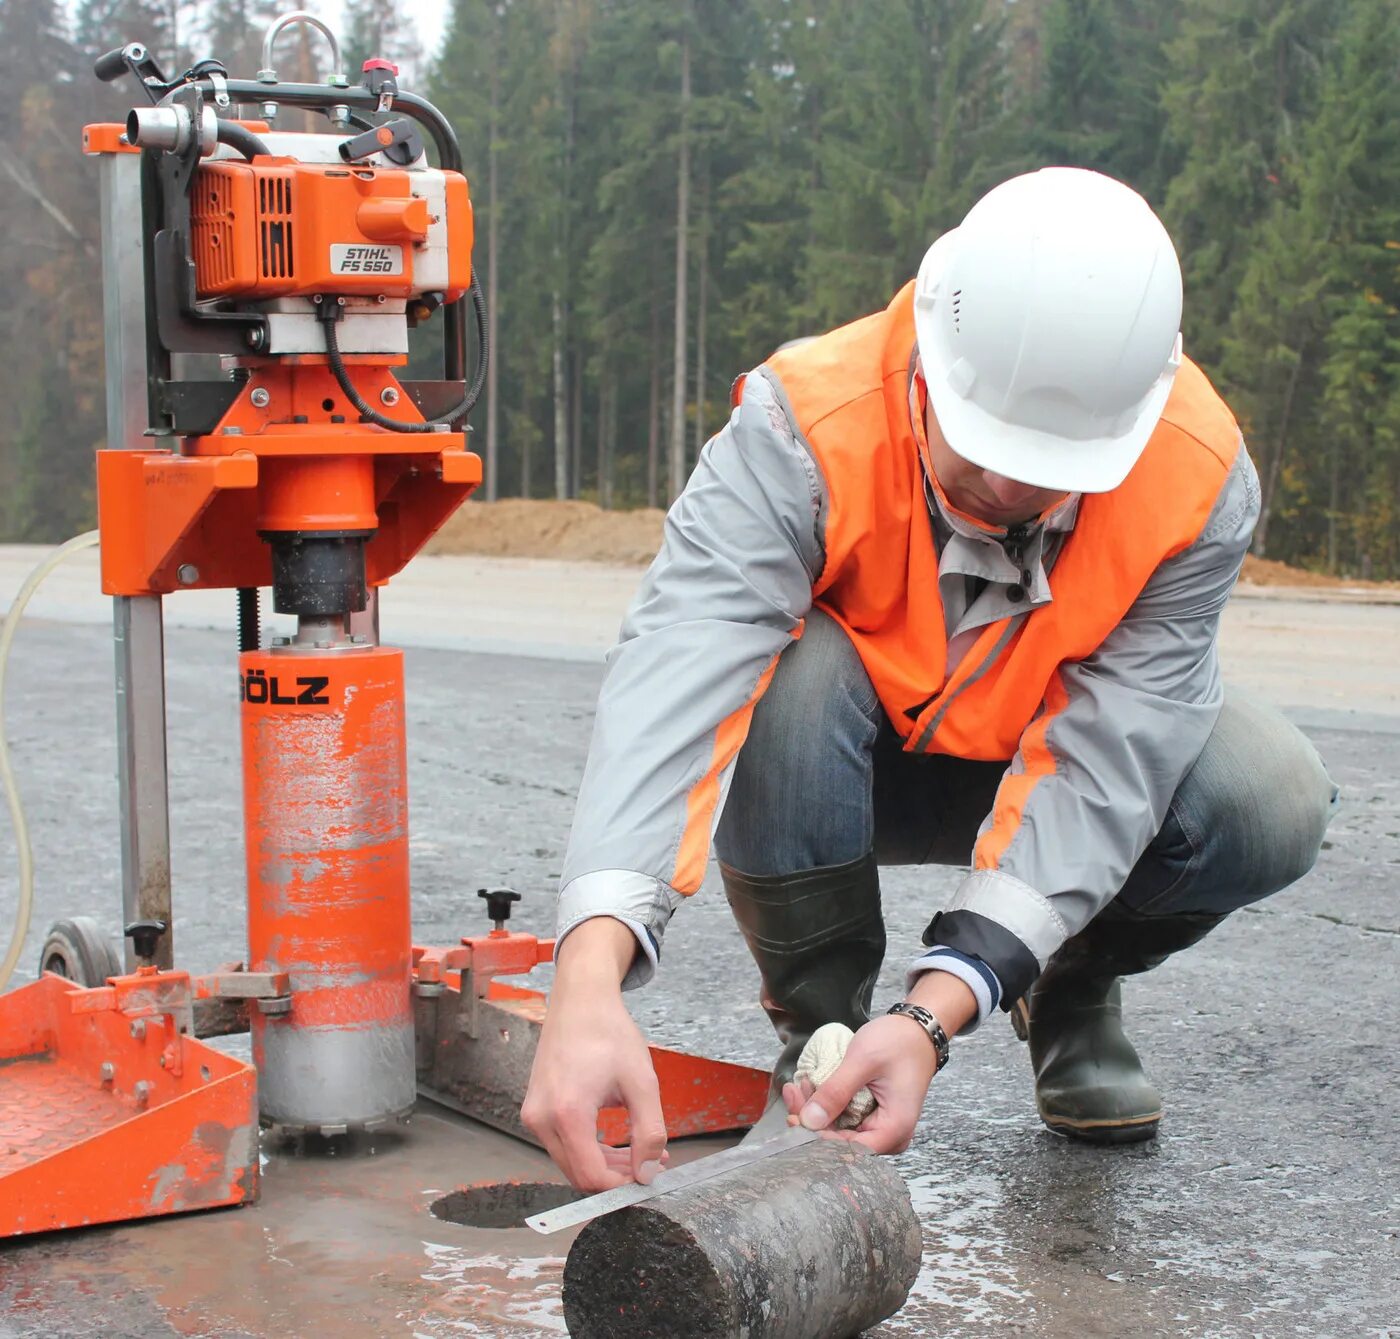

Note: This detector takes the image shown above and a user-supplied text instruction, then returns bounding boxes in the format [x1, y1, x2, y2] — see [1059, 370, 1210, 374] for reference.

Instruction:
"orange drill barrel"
[241, 644, 414, 1131]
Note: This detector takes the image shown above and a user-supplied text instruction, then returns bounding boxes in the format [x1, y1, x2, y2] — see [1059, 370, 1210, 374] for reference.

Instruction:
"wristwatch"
[886, 1001, 951, 1073]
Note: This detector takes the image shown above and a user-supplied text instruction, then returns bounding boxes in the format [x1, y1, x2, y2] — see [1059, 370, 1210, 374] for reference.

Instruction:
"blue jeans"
[715, 610, 1338, 921]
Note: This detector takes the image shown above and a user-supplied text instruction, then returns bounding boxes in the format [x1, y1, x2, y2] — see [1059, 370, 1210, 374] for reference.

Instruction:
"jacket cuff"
[906, 947, 1001, 1033]
[923, 869, 1067, 1006]
[556, 869, 683, 991]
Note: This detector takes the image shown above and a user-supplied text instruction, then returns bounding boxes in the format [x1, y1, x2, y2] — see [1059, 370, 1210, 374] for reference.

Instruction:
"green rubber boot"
[1012, 904, 1225, 1144]
[721, 852, 885, 1095]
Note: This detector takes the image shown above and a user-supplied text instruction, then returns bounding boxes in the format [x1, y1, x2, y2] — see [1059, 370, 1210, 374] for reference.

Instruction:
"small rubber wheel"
[38, 916, 123, 986]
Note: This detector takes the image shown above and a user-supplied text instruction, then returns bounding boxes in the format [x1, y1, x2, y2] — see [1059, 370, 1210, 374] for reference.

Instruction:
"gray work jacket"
[554, 362, 1260, 1022]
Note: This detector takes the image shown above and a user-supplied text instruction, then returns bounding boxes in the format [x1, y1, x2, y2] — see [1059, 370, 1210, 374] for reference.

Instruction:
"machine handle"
[477, 888, 521, 930]
[125, 919, 169, 962]
[94, 43, 138, 81]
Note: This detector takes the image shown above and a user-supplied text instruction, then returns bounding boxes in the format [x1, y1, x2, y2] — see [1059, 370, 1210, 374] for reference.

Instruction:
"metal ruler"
[525, 1125, 820, 1234]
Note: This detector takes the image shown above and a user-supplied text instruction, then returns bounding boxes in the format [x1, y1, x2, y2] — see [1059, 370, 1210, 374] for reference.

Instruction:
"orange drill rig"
[90, 27, 486, 1143]
[0, 14, 770, 1240]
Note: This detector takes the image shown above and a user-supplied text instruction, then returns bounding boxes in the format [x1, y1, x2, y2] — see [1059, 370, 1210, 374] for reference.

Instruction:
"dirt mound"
[426, 499, 665, 566]
[427, 500, 1395, 589]
[1238, 555, 1392, 589]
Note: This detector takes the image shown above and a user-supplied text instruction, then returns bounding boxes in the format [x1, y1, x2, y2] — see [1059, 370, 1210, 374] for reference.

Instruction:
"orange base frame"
[414, 933, 773, 1145]
[0, 974, 258, 1237]
[483, 983, 772, 1144]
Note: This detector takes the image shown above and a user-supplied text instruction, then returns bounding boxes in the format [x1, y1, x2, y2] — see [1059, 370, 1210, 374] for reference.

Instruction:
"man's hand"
[781, 971, 977, 1154]
[521, 917, 668, 1192]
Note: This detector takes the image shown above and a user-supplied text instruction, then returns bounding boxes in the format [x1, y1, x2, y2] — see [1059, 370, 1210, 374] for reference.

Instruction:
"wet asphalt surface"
[0, 618, 1396, 1338]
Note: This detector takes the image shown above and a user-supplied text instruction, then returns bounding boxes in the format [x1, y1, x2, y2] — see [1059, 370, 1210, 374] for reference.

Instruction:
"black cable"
[463, 271, 489, 409]
[216, 120, 271, 159]
[237, 587, 260, 652]
[319, 272, 489, 433]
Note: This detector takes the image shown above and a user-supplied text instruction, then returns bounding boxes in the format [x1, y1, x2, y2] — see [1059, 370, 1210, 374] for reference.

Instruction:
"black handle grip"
[94, 45, 132, 81]
[124, 918, 168, 961]
[477, 888, 522, 925]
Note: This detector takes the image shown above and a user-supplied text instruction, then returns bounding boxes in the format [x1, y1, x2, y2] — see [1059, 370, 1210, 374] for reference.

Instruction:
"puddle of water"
[411, 1243, 568, 1337]
[877, 1167, 1029, 1333]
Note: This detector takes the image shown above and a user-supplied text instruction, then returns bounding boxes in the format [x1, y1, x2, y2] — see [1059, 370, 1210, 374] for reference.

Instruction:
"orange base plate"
[0, 975, 258, 1237]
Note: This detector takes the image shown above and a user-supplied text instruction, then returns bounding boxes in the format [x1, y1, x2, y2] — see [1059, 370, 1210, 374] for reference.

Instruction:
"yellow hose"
[0, 531, 101, 992]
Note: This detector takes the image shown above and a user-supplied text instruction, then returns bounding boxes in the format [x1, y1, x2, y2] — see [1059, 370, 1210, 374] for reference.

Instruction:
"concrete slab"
[0, 614, 1396, 1336]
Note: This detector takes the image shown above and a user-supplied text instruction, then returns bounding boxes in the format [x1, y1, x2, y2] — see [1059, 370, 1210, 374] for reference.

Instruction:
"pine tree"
[794, 0, 1010, 333]
[1159, 0, 1331, 369]
[1030, 0, 1179, 195]
[1284, 0, 1400, 574]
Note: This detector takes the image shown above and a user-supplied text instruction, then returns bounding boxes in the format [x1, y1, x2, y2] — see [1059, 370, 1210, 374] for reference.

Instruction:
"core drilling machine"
[0, 14, 768, 1237]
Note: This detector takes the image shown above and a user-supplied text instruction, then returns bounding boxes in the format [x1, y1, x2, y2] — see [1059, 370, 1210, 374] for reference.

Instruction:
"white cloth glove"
[794, 1022, 877, 1130]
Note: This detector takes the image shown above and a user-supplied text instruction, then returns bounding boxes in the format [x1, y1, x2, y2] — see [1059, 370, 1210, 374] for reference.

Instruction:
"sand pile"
[426, 499, 1394, 589]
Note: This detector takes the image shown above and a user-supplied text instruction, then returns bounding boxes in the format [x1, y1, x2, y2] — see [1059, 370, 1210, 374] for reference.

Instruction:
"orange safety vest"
[761, 280, 1241, 765]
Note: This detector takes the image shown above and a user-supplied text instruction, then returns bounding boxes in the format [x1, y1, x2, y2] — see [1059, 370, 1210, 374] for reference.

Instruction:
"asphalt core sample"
[562, 1139, 922, 1338]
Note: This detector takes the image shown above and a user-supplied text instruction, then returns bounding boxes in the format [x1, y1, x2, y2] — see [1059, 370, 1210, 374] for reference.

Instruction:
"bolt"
[177, 564, 199, 585]
[312, 294, 323, 304]
[376, 294, 387, 304]
[222, 425, 244, 435]
[349, 633, 368, 644]
[314, 640, 332, 649]
[380, 387, 400, 407]
[133, 1080, 153, 1109]
[100, 1062, 115, 1086]
[250, 387, 270, 409]
[130, 1019, 147, 1040]
[260, 101, 279, 121]
[336, 296, 347, 306]
[272, 636, 290, 647]
[246, 327, 265, 349]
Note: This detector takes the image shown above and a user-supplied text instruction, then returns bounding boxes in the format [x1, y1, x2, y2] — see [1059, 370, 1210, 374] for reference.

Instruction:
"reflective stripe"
[974, 668, 1071, 870]
[910, 615, 1024, 754]
[671, 648, 785, 894]
[556, 869, 683, 990]
[946, 868, 1069, 969]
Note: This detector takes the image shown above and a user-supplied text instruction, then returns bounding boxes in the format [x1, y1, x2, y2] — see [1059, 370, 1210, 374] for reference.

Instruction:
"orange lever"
[357, 196, 430, 242]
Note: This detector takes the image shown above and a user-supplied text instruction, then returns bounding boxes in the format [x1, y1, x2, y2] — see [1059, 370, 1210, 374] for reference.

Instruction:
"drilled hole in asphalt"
[430, 1181, 577, 1229]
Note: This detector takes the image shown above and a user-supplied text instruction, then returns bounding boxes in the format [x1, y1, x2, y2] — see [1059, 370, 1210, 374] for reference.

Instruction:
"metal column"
[99, 149, 174, 971]
[113, 597, 173, 969]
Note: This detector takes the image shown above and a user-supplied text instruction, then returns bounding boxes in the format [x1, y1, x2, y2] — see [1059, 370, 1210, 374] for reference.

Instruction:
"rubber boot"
[721, 852, 885, 1096]
[1011, 903, 1226, 1144]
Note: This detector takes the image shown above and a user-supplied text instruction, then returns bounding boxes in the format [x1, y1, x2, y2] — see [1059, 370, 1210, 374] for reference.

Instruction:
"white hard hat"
[913, 167, 1183, 494]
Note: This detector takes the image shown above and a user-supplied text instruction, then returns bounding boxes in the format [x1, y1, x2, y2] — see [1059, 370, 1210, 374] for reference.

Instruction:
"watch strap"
[886, 1001, 951, 1072]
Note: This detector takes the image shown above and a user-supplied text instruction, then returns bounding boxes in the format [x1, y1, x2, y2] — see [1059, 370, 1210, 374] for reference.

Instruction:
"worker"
[521, 167, 1338, 1192]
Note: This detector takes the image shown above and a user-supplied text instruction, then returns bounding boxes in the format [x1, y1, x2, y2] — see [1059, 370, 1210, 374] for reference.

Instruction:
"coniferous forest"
[3, 0, 1399, 578]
